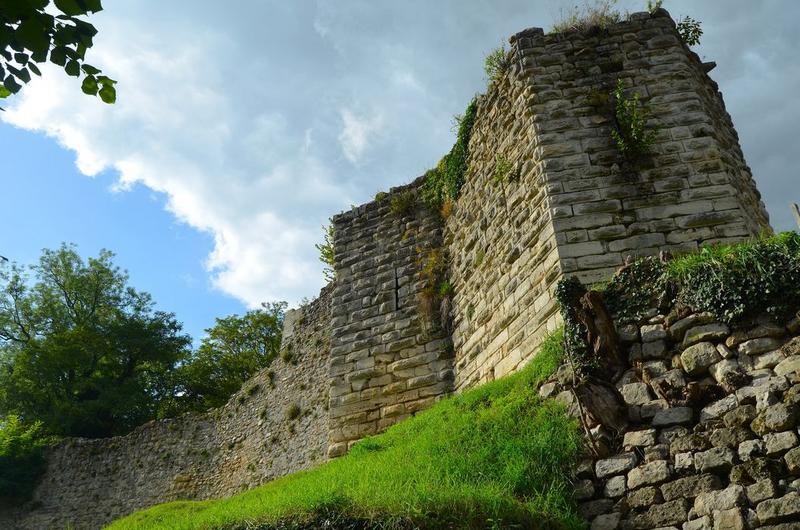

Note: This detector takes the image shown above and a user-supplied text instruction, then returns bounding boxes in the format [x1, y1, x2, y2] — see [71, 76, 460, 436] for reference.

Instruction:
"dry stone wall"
[328, 179, 454, 457]
[0, 287, 332, 530]
[547, 302, 800, 530]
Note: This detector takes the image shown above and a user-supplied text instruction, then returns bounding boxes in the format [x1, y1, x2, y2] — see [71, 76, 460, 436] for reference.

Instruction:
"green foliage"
[483, 45, 510, 84]
[554, 278, 592, 373]
[177, 302, 285, 411]
[646, 0, 664, 13]
[316, 221, 336, 283]
[390, 190, 416, 218]
[667, 232, 800, 324]
[0, 244, 192, 438]
[610, 79, 658, 158]
[551, 0, 621, 33]
[492, 153, 517, 184]
[421, 98, 478, 208]
[108, 332, 583, 530]
[0, 0, 116, 105]
[676, 16, 703, 46]
[0, 415, 54, 502]
[604, 257, 669, 323]
[557, 233, 800, 335]
[286, 403, 301, 421]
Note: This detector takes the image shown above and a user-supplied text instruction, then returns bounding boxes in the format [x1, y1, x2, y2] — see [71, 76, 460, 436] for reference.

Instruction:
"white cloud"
[3, 0, 798, 311]
[338, 108, 383, 165]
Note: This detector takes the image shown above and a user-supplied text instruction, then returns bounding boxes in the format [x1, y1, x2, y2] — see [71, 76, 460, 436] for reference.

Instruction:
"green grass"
[107, 330, 584, 530]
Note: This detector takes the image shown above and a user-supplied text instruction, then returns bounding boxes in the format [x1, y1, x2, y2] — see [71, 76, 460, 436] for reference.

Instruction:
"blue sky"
[1, 0, 798, 342]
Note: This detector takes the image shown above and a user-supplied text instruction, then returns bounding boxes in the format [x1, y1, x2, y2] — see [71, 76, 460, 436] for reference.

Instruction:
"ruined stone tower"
[328, 9, 770, 454]
[4, 10, 775, 529]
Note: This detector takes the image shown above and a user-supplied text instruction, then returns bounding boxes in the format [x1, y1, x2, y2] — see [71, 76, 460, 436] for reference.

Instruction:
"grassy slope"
[107, 331, 584, 530]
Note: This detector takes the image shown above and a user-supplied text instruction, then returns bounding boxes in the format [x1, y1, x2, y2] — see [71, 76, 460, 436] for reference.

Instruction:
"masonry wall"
[0, 287, 332, 530]
[548, 295, 800, 529]
[509, 10, 770, 286]
[444, 55, 563, 391]
[328, 179, 453, 457]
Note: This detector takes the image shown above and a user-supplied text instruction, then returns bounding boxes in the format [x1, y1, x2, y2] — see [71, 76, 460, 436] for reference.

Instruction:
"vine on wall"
[421, 98, 478, 209]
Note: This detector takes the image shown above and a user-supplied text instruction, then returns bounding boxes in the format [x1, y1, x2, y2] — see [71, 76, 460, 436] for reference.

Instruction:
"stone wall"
[443, 59, 563, 391]
[443, 8, 771, 394]
[547, 301, 800, 529]
[0, 287, 332, 530]
[328, 179, 453, 457]
[510, 10, 770, 286]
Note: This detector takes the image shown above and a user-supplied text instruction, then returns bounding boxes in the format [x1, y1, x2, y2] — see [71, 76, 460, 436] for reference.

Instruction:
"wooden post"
[793, 203, 800, 230]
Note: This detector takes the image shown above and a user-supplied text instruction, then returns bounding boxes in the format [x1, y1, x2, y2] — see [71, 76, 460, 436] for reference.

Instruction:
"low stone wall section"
[328, 179, 453, 457]
[547, 303, 800, 529]
[0, 287, 333, 530]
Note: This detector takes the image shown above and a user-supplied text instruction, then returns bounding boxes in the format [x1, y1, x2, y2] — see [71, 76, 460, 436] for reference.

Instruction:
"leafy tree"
[0, 415, 53, 502]
[0, 244, 191, 438]
[0, 0, 116, 104]
[178, 302, 286, 410]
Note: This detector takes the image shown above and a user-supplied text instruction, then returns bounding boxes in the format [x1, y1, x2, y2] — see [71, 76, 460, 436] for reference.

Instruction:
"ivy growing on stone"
[668, 232, 800, 324]
[421, 98, 478, 208]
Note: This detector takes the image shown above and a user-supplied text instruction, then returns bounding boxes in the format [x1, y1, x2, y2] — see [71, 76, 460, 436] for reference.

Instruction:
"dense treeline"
[0, 244, 285, 501]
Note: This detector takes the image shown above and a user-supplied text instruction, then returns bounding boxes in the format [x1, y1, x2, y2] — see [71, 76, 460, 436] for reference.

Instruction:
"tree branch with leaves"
[0, 0, 116, 105]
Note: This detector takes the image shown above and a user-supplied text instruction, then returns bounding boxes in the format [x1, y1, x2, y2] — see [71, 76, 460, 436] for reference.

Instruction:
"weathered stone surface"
[624, 429, 657, 449]
[739, 338, 784, 356]
[709, 426, 753, 449]
[775, 356, 800, 377]
[672, 433, 711, 454]
[756, 493, 800, 524]
[694, 485, 746, 516]
[625, 499, 689, 529]
[730, 458, 785, 484]
[694, 447, 735, 474]
[628, 490, 663, 514]
[660, 474, 721, 502]
[604, 475, 626, 498]
[751, 403, 798, 435]
[621, 382, 652, 406]
[681, 342, 722, 376]
[746, 479, 778, 503]
[738, 439, 765, 462]
[642, 323, 668, 342]
[628, 460, 671, 490]
[786, 446, 800, 475]
[723, 405, 757, 428]
[675, 451, 694, 473]
[596, 452, 639, 478]
[653, 407, 694, 427]
[700, 395, 738, 422]
[764, 431, 799, 456]
[711, 508, 745, 530]
[683, 323, 730, 348]
[683, 515, 712, 530]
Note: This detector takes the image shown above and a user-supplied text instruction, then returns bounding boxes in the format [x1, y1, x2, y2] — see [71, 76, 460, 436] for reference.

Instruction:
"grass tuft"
[107, 331, 583, 530]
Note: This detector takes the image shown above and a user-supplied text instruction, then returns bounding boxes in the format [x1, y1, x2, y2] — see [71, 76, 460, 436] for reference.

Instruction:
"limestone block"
[596, 452, 639, 478]
[683, 323, 730, 348]
[694, 447, 735, 474]
[681, 342, 721, 376]
[628, 460, 671, 490]
[693, 485, 746, 517]
[653, 407, 694, 427]
[756, 493, 800, 525]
